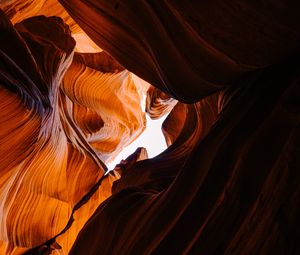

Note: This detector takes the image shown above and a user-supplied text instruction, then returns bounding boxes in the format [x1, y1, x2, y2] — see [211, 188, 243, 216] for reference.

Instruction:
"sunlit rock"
[0, 11, 112, 254]
[0, 1, 300, 255]
[146, 86, 177, 120]
[61, 54, 146, 163]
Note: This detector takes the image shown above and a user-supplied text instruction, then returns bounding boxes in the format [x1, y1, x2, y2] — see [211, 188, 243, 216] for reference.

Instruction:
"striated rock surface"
[69, 63, 300, 255]
[162, 102, 187, 147]
[61, 52, 146, 163]
[0, 8, 146, 255]
[60, 0, 300, 102]
[0, 1, 300, 255]
[0, 11, 109, 254]
[146, 86, 177, 120]
[59, 1, 300, 254]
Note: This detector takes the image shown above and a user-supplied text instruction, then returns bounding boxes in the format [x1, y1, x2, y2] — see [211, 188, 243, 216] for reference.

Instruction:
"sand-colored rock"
[0, 1, 300, 254]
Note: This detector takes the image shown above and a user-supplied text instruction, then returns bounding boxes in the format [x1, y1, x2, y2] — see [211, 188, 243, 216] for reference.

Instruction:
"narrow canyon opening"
[0, 1, 299, 254]
[106, 113, 168, 170]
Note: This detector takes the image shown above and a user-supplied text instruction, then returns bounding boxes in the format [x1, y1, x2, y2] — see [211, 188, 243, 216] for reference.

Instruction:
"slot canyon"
[0, 1, 299, 254]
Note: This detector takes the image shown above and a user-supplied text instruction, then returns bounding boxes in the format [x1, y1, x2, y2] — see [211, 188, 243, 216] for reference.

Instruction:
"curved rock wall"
[0, 6, 148, 254]
[0, 1, 299, 255]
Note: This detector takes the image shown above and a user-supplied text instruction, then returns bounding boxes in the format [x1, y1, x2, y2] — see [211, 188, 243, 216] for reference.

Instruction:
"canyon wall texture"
[0, 1, 299, 254]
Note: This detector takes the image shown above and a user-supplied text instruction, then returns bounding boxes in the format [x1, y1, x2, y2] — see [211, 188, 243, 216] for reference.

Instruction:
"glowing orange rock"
[0, 12, 113, 254]
[0, 1, 300, 255]
[146, 86, 177, 120]
[61, 53, 146, 164]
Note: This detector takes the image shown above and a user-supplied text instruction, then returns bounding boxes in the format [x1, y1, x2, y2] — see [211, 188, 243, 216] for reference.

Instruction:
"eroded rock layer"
[2, 0, 101, 52]
[0, 1, 300, 255]
[70, 62, 300, 255]
[61, 52, 146, 163]
[0, 7, 146, 254]
[60, 0, 300, 102]
[146, 86, 177, 120]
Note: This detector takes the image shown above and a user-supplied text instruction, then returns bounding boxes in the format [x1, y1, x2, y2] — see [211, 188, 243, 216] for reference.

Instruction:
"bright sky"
[106, 114, 168, 170]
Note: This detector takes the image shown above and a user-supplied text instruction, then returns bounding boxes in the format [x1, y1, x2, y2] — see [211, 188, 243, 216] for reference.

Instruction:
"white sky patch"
[106, 114, 168, 170]
[106, 73, 170, 170]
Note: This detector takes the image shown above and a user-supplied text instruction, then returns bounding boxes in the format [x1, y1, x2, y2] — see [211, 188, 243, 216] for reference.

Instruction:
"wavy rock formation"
[0, 1, 300, 255]
[60, 0, 300, 102]
[146, 86, 177, 120]
[0, 11, 109, 254]
[0, 8, 146, 255]
[59, 1, 300, 254]
[69, 64, 300, 255]
[1, 0, 101, 53]
[161, 102, 187, 147]
[61, 52, 146, 163]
